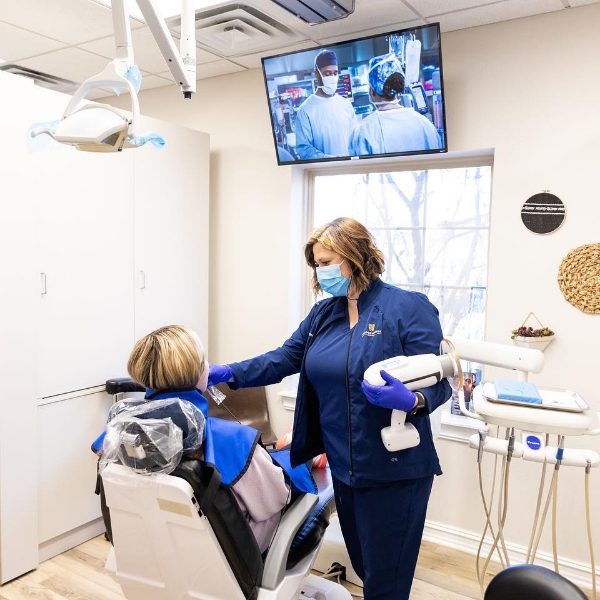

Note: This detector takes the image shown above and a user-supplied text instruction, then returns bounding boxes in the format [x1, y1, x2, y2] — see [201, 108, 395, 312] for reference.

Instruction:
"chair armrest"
[286, 467, 335, 569]
[261, 493, 318, 590]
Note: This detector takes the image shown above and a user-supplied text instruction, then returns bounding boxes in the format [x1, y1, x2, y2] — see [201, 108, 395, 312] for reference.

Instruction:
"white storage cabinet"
[0, 71, 209, 582]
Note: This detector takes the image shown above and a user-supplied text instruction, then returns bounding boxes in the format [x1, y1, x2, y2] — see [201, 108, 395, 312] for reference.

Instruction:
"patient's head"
[127, 325, 209, 392]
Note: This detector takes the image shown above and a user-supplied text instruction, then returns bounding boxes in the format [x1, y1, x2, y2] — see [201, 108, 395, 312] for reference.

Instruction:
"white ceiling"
[0, 0, 598, 98]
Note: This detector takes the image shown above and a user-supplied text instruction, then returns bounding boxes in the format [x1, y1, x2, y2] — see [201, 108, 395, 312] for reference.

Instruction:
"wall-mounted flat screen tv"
[261, 22, 447, 166]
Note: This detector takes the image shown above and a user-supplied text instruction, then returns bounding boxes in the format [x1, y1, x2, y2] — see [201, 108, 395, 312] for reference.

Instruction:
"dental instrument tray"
[483, 381, 589, 413]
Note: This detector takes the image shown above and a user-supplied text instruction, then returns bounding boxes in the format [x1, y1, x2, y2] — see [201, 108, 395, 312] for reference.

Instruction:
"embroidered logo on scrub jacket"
[362, 322, 382, 337]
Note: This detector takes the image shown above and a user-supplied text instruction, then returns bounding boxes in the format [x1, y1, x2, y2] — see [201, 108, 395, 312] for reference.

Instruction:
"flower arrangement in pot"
[511, 313, 555, 352]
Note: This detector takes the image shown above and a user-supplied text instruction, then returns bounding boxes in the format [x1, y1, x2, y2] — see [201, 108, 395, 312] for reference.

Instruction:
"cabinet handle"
[40, 272, 47, 295]
[139, 270, 146, 290]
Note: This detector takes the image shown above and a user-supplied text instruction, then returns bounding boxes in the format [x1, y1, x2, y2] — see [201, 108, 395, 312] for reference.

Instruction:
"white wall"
[114, 2, 600, 580]
[110, 69, 293, 362]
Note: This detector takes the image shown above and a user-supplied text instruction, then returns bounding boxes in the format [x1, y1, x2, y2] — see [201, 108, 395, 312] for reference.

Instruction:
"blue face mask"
[316, 261, 350, 297]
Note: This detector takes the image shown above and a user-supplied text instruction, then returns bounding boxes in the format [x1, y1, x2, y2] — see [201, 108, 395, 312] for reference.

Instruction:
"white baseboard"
[423, 519, 597, 592]
[39, 518, 105, 563]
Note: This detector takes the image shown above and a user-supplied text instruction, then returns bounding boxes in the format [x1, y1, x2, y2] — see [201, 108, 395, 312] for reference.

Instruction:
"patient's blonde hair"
[127, 325, 206, 391]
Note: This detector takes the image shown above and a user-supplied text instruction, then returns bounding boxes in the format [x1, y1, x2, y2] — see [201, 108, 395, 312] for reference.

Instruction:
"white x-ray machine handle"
[364, 351, 459, 452]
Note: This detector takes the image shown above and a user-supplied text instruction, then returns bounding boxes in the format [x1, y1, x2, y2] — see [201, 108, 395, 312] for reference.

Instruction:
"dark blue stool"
[485, 564, 588, 600]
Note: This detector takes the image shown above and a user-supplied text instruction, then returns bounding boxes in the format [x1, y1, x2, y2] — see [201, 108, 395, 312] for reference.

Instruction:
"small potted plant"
[511, 313, 555, 352]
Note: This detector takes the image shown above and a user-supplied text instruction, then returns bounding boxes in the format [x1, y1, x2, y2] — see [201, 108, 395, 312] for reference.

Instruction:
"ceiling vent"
[0, 64, 79, 94]
[169, 4, 302, 57]
[269, 0, 354, 24]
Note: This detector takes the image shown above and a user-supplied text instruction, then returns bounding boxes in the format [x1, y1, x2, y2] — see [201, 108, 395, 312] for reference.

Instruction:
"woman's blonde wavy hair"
[127, 324, 206, 391]
[304, 217, 385, 297]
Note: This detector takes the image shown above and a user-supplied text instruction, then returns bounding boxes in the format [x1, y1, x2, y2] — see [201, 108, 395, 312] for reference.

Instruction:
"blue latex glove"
[207, 363, 234, 387]
[361, 369, 417, 412]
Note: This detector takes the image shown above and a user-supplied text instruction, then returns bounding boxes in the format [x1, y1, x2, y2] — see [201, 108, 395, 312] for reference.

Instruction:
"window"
[306, 155, 493, 427]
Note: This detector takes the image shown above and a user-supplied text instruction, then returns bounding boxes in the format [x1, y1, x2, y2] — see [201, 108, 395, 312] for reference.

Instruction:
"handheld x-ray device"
[363, 339, 461, 451]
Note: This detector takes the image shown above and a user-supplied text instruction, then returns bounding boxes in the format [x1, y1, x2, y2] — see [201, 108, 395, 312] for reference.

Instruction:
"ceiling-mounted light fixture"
[269, 0, 354, 24]
[29, 0, 197, 153]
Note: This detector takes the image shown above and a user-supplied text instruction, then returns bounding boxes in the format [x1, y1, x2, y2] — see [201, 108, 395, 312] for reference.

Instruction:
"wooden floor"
[0, 536, 590, 600]
[329, 539, 503, 600]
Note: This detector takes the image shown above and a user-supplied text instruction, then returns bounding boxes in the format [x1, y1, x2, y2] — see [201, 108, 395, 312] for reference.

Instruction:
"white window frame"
[285, 149, 494, 442]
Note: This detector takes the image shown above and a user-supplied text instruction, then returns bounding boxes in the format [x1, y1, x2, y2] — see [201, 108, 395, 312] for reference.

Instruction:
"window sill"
[279, 390, 484, 442]
[439, 409, 483, 443]
[279, 390, 297, 412]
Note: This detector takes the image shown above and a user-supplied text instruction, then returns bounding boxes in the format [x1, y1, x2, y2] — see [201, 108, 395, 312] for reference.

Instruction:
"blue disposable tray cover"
[493, 379, 543, 404]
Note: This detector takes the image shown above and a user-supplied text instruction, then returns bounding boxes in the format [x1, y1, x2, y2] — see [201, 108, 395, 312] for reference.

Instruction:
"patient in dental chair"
[96, 325, 310, 553]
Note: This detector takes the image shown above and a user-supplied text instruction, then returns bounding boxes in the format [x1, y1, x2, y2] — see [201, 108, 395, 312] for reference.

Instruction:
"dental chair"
[484, 564, 588, 600]
[100, 382, 351, 600]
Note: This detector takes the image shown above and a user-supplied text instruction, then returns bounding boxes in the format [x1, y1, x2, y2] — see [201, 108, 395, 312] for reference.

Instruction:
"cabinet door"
[133, 117, 209, 344]
[37, 390, 112, 544]
[0, 71, 39, 584]
[32, 88, 135, 398]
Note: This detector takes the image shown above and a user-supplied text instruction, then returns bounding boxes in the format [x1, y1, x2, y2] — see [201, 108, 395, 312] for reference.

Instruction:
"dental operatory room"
[2, 0, 600, 598]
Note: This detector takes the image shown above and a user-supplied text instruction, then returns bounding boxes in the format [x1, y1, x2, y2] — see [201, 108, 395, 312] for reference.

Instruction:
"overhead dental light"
[30, 0, 197, 152]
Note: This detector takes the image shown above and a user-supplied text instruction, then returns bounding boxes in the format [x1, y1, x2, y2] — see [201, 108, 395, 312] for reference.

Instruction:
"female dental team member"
[294, 49, 356, 160]
[349, 53, 441, 156]
[209, 217, 451, 600]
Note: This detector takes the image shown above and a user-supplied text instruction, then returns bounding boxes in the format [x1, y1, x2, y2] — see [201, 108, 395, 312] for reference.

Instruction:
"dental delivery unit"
[358, 337, 599, 597]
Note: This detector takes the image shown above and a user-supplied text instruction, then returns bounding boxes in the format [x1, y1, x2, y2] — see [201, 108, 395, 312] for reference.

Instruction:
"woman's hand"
[207, 364, 234, 386]
[361, 370, 417, 412]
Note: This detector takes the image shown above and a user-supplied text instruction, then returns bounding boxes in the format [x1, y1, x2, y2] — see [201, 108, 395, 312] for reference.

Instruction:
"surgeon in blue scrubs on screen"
[295, 49, 356, 160]
[349, 53, 441, 156]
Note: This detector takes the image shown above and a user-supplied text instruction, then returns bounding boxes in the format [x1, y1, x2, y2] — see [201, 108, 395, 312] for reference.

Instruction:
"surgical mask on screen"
[318, 70, 338, 96]
[316, 261, 350, 297]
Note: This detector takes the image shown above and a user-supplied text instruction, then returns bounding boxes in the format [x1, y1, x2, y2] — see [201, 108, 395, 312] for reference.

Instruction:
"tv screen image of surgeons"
[261, 23, 447, 165]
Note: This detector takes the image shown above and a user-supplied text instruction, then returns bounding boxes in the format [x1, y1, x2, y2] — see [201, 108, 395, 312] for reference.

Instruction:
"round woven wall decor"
[557, 243, 600, 314]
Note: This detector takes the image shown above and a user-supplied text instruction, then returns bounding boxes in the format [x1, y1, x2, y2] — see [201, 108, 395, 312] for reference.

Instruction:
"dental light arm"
[110, 0, 196, 98]
[112, 0, 134, 67]
[445, 337, 545, 379]
[135, 0, 197, 99]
